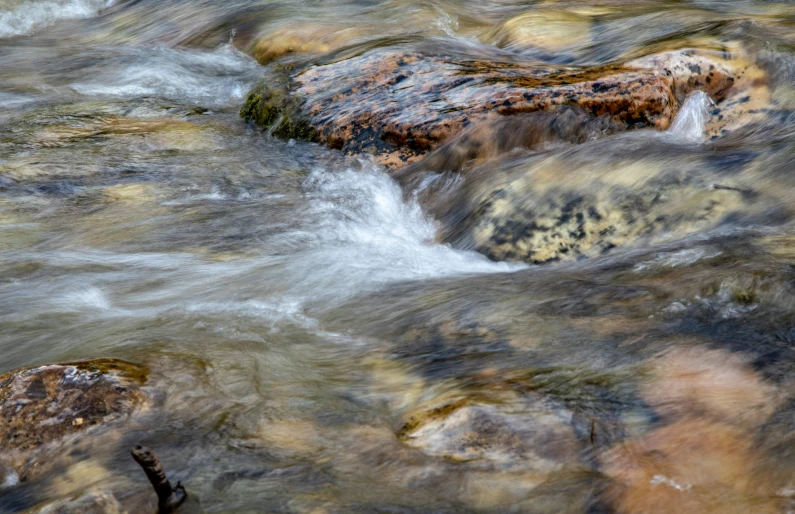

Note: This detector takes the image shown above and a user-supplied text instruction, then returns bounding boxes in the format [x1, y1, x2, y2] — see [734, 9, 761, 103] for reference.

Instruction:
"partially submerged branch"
[131, 445, 187, 514]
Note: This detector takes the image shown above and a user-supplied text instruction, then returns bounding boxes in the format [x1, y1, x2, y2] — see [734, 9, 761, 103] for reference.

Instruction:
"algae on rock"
[240, 72, 317, 141]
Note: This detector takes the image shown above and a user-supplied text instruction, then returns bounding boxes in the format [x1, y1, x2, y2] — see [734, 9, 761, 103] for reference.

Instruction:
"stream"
[1, 1, 795, 513]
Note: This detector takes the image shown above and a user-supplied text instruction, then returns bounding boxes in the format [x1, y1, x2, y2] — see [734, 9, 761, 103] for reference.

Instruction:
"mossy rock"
[240, 71, 317, 141]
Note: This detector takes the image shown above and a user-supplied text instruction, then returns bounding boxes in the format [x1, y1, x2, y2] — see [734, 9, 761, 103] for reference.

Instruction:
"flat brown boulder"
[0, 359, 149, 482]
[242, 46, 679, 167]
[241, 43, 766, 168]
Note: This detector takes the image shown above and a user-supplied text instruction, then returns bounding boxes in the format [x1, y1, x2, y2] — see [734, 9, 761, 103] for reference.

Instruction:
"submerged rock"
[640, 346, 779, 430]
[248, 24, 368, 65]
[483, 9, 593, 54]
[398, 396, 581, 472]
[430, 153, 756, 264]
[0, 359, 149, 481]
[31, 489, 125, 514]
[599, 418, 785, 514]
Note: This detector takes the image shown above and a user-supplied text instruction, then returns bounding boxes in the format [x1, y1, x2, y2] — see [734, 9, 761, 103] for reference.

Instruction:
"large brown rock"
[0, 359, 149, 482]
[241, 43, 770, 168]
[242, 47, 679, 167]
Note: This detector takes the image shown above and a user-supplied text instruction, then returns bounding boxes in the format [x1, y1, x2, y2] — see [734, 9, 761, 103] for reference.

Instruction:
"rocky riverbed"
[1, 1, 795, 513]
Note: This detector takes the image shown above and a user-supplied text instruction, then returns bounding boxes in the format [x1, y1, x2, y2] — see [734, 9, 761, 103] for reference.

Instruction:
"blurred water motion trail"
[1, 1, 795, 513]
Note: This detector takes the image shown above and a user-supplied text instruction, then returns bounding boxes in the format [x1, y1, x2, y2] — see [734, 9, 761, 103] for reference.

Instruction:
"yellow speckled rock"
[628, 46, 775, 139]
[450, 156, 748, 264]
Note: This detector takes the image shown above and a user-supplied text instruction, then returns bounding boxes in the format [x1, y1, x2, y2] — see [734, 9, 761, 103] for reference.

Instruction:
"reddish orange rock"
[242, 48, 679, 167]
[242, 44, 770, 169]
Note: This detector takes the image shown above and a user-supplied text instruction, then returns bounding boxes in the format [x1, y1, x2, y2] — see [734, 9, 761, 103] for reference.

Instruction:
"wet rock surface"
[242, 42, 775, 169]
[328, 229, 795, 512]
[0, 359, 149, 481]
[393, 106, 623, 178]
[640, 346, 780, 430]
[3, 1, 795, 512]
[422, 147, 768, 264]
[628, 47, 778, 140]
[240, 35, 785, 267]
[242, 45, 679, 167]
[599, 418, 785, 514]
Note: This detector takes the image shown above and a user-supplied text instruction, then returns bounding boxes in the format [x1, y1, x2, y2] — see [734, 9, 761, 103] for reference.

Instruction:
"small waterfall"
[667, 91, 714, 142]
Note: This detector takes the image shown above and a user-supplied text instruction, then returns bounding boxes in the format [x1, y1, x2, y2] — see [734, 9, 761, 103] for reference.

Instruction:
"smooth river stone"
[599, 418, 786, 514]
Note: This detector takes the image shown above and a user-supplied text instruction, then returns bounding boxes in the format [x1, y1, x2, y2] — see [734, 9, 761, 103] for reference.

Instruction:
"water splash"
[0, 0, 106, 38]
[432, 6, 459, 37]
[277, 164, 525, 303]
[667, 91, 714, 142]
[69, 45, 261, 108]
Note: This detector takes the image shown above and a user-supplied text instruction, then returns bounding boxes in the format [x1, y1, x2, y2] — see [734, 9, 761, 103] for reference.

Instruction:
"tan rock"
[248, 24, 367, 65]
[628, 46, 774, 139]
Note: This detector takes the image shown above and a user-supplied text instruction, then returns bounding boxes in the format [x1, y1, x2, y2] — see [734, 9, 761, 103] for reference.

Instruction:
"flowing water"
[1, 1, 795, 513]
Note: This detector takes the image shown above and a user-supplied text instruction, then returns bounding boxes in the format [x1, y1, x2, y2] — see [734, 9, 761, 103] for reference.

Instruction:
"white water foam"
[70, 44, 261, 107]
[0, 91, 34, 108]
[1, 468, 19, 489]
[1, 163, 522, 328]
[291, 164, 524, 287]
[667, 91, 714, 142]
[59, 286, 112, 311]
[0, 0, 106, 38]
[633, 248, 723, 272]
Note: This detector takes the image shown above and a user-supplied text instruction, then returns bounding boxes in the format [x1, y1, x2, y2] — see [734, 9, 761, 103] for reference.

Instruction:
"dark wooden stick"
[131, 445, 187, 514]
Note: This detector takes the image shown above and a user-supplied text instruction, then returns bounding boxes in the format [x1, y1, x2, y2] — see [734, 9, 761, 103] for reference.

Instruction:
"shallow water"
[1, 1, 795, 513]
